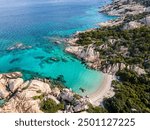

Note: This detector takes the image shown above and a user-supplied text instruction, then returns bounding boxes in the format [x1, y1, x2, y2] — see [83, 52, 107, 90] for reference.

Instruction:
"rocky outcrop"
[66, 44, 99, 63]
[145, 6, 150, 12]
[0, 72, 91, 113]
[51, 87, 60, 97]
[127, 65, 146, 75]
[65, 44, 100, 69]
[2, 72, 22, 79]
[8, 78, 24, 92]
[73, 98, 89, 112]
[99, 0, 150, 29]
[0, 83, 9, 99]
[0, 72, 22, 99]
[101, 62, 146, 75]
[101, 63, 126, 75]
[99, 17, 125, 27]
[27, 80, 51, 97]
[59, 88, 74, 102]
[134, 0, 150, 7]
[100, 0, 145, 16]
[0, 77, 52, 113]
[122, 21, 142, 30]
[140, 15, 150, 25]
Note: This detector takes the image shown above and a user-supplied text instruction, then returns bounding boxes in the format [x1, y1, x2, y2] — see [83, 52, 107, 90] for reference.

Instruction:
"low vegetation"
[77, 25, 150, 72]
[104, 69, 150, 112]
[40, 98, 64, 113]
[87, 104, 108, 113]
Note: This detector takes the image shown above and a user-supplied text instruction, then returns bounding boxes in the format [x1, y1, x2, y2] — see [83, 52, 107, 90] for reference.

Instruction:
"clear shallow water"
[0, 0, 116, 95]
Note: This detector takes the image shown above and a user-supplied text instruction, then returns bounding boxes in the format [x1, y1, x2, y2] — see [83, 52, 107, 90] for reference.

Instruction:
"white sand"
[89, 73, 115, 106]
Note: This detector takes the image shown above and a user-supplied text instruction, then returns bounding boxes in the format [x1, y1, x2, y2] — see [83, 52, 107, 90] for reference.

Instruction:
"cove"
[0, 0, 116, 95]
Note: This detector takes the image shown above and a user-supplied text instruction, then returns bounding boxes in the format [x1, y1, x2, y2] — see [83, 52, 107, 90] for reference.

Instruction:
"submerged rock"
[7, 43, 32, 51]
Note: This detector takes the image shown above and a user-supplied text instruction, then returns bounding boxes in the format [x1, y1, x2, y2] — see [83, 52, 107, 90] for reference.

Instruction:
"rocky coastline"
[0, 0, 149, 113]
[65, 0, 149, 75]
[0, 72, 91, 113]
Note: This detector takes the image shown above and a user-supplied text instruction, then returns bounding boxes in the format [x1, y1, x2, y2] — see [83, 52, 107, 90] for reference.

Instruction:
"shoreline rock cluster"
[0, 72, 90, 113]
[65, 43, 100, 69]
[99, 0, 150, 28]
[100, 0, 146, 16]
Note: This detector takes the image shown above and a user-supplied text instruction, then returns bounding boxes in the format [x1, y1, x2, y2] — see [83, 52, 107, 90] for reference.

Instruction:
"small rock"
[8, 78, 24, 92]
[59, 88, 74, 102]
[0, 74, 3, 79]
[0, 83, 9, 99]
[4, 72, 22, 79]
[52, 87, 60, 97]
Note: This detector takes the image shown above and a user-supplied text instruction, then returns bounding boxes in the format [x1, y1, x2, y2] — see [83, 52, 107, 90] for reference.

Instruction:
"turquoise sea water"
[0, 0, 116, 95]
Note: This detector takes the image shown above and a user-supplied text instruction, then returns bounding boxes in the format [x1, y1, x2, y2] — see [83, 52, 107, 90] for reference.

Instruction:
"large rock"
[1, 80, 52, 113]
[101, 63, 126, 75]
[66, 44, 99, 63]
[0, 74, 3, 79]
[140, 15, 150, 26]
[129, 65, 146, 75]
[22, 80, 51, 98]
[0, 83, 9, 99]
[59, 88, 74, 102]
[145, 7, 150, 12]
[52, 87, 60, 97]
[0, 96, 42, 113]
[28, 80, 51, 94]
[74, 103, 88, 112]
[0, 78, 8, 87]
[99, 18, 124, 27]
[73, 99, 89, 112]
[4, 72, 22, 79]
[123, 21, 142, 30]
[8, 78, 24, 92]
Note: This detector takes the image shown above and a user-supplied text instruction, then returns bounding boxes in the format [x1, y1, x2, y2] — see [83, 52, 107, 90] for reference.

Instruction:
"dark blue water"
[0, 0, 115, 95]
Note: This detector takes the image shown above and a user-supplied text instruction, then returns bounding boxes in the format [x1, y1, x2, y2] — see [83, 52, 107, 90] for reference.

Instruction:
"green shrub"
[87, 104, 107, 113]
[40, 99, 64, 113]
[32, 94, 44, 100]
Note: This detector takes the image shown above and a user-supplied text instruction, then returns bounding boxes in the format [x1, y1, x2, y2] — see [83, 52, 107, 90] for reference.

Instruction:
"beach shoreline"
[89, 73, 115, 106]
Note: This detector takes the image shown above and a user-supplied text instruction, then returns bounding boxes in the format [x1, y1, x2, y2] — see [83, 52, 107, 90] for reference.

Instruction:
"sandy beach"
[89, 73, 115, 106]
